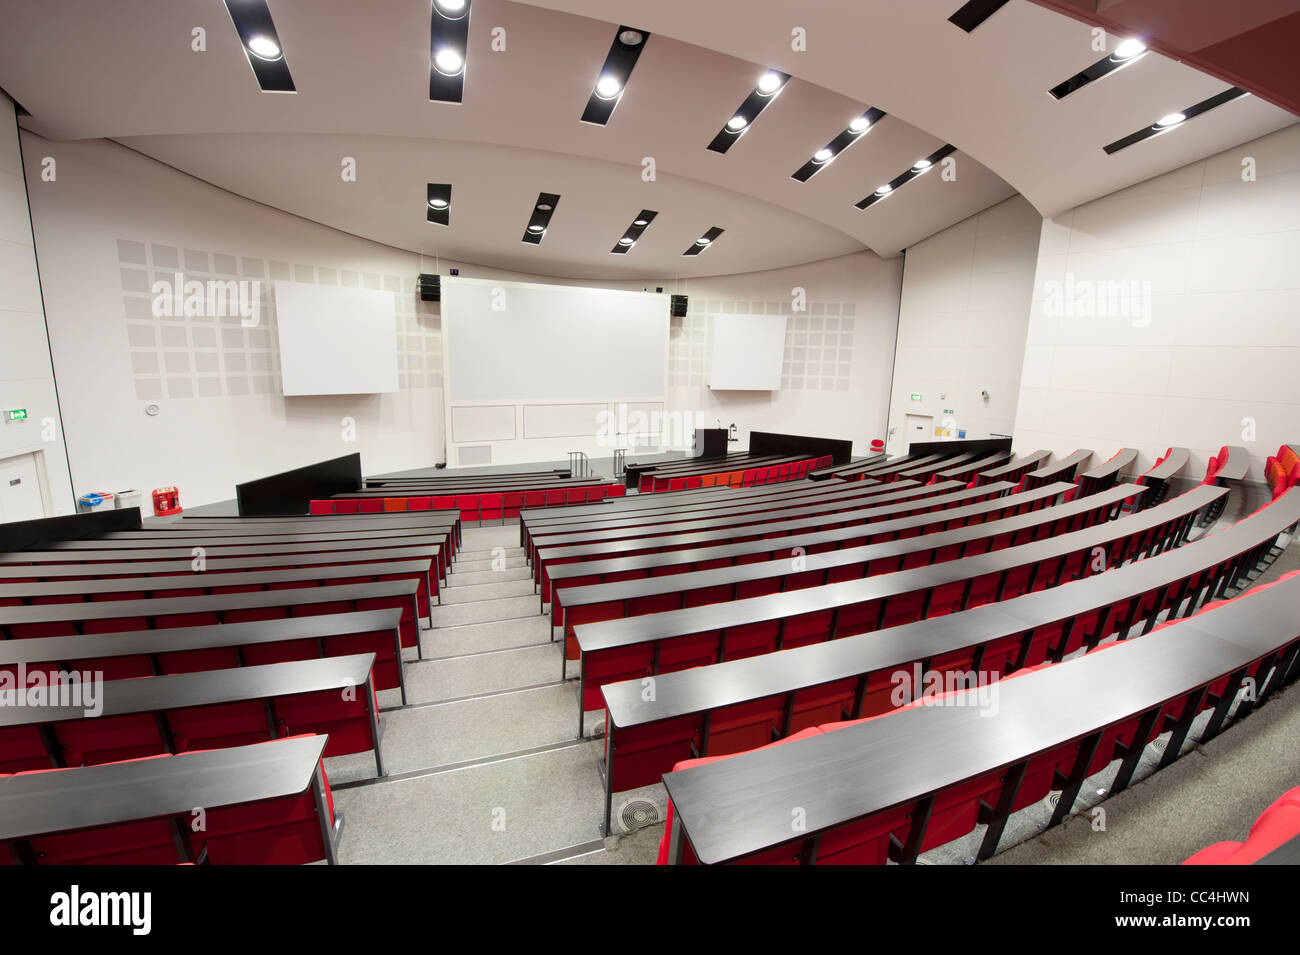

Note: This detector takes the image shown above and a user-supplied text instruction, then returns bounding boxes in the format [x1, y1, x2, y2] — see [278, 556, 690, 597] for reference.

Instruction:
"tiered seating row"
[553, 483, 1137, 639]
[543, 482, 1073, 611]
[1, 735, 341, 865]
[572, 484, 1227, 713]
[535, 480, 1016, 601]
[310, 483, 626, 521]
[595, 488, 1300, 834]
[658, 562, 1300, 864]
[638, 455, 831, 494]
[0, 609, 411, 702]
[0, 654, 385, 776]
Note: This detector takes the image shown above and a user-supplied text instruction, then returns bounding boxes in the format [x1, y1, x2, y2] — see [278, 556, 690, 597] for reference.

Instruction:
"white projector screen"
[441, 278, 668, 401]
[709, 313, 787, 390]
[274, 281, 398, 396]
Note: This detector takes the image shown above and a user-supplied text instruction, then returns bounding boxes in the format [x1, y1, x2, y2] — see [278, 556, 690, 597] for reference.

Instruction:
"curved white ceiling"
[0, 0, 1291, 279]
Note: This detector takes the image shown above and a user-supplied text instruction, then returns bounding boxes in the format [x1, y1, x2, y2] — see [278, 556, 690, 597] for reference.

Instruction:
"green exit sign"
[909, 393, 922, 401]
[5, 409, 27, 421]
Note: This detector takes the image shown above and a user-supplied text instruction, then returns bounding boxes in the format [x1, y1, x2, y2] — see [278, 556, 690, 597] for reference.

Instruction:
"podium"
[692, 428, 728, 459]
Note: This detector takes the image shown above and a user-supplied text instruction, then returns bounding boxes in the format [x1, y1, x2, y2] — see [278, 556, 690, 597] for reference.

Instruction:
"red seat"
[189, 737, 335, 865]
[53, 714, 167, 767]
[0, 726, 56, 774]
[168, 700, 274, 752]
[309, 500, 332, 515]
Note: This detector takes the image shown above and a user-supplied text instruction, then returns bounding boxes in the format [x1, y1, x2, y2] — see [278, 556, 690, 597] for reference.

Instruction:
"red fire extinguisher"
[152, 486, 182, 517]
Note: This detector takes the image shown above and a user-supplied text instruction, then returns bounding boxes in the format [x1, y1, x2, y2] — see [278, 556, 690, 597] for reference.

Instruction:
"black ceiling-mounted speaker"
[670, 294, 688, 318]
[417, 273, 441, 302]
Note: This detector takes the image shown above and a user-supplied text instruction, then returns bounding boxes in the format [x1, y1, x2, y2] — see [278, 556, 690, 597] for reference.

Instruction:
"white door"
[0, 453, 46, 523]
[903, 413, 933, 448]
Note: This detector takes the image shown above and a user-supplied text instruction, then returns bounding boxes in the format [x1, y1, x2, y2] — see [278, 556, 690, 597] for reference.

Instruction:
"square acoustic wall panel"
[709, 313, 787, 390]
[274, 280, 398, 395]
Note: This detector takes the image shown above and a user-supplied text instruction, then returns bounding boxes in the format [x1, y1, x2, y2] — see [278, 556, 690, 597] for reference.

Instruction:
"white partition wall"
[440, 276, 670, 466]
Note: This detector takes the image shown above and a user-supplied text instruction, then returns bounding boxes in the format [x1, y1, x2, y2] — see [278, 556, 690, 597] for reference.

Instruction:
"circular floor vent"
[618, 799, 661, 832]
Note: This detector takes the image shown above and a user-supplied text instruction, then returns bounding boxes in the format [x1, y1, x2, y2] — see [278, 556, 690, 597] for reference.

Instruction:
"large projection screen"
[440, 278, 668, 402]
[709, 313, 787, 390]
[274, 281, 398, 396]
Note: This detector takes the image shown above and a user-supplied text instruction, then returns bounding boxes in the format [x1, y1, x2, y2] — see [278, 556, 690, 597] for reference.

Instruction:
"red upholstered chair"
[523, 490, 546, 510]
[358, 500, 383, 513]
[479, 494, 504, 523]
[431, 495, 456, 511]
[502, 492, 524, 518]
[1183, 787, 1300, 864]
[382, 497, 406, 512]
[188, 737, 336, 865]
[308, 500, 332, 515]
[407, 496, 433, 511]
[334, 500, 360, 514]
[545, 489, 566, 506]
[0, 726, 57, 774]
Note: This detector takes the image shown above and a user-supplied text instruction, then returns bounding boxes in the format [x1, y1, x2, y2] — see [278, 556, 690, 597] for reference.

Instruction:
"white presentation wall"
[440, 277, 669, 465]
[709, 313, 787, 390]
[274, 281, 398, 396]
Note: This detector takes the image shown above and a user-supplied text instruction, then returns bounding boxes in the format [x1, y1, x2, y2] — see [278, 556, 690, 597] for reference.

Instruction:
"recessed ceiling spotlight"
[848, 116, 871, 133]
[536, 202, 553, 211]
[1112, 38, 1146, 60]
[434, 47, 465, 76]
[429, 198, 449, 209]
[618, 236, 635, 246]
[633, 218, 648, 226]
[912, 158, 932, 171]
[726, 116, 748, 131]
[1155, 112, 1186, 128]
[695, 237, 711, 246]
[434, 0, 469, 19]
[595, 75, 622, 99]
[757, 71, 783, 95]
[875, 185, 893, 196]
[527, 224, 546, 234]
[246, 35, 282, 60]
[812, 148, 834, 164]
[619, 29, 645, 46]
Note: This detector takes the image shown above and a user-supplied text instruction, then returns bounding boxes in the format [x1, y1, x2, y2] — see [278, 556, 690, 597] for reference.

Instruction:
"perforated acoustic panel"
[116, 238, 442, 401]
[667, 298, 856, 392]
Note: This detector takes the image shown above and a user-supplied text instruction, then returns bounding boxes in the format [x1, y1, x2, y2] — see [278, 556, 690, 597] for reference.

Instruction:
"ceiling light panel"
[522, 192, 560, 244]
[581, 25, 651, 125]
[1103, 87, 1248, 154]
[855, 144, 957, 210]
[427, 183, 452, 225]
[611, 209, 657, 254]
[683, 226, 724, 256]
[706, 70, 791, 154]
[948, 0, 1011, 33]
[792, 107, 888, 182]
[430, 0, 472, 104]
[222, 0, 294, 92]
[1049, 38, 1148, 101]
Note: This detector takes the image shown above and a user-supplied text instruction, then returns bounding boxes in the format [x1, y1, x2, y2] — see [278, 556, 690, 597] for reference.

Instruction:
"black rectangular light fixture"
[611, 209, 657, 254]
[223, 0, 295, 92]
[430, 0, 472, 104]
[522, 192, 560, 244]
[1050, 39, 1148, 100]
[948, 0, 1011, 33]
[581, 26, 650, 125]
[683, 226, 724, 256]
[707, 70, 791, 154]
[855, 144, 957, 210]
[792, 107, 887, 182]
[427, 183, 452, 225]
[1103, 87, 1248, 155]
